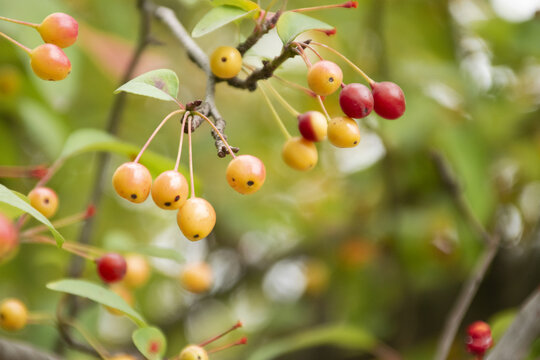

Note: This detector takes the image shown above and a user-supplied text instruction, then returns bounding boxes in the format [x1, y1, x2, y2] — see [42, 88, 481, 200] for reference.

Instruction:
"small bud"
[466, 321, 493, 356]
[343, 1, 359, 8]
[85, 205, 96, 219]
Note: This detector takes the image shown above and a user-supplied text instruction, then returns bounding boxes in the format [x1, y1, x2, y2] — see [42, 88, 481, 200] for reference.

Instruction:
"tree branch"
[486, 287, 540, 360]
[431, 150, 500, 360]
[0, 338, 62, 360]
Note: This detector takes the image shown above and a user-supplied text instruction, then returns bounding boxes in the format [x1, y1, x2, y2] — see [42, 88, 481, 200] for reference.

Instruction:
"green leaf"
[46, 279, 147, 327]
[211, 0, 259, 12]
[248, 325, 376, 360]
[0, 184, 64, 247]
[276, 12, 334, 44]
[114, 69, 179, 102]
[58, 129, 178, 176]
[104, 230, 184, 263]
[132, 327, 167, 360]
[192, 6, 255, 38]
[0, 191, 29, 219]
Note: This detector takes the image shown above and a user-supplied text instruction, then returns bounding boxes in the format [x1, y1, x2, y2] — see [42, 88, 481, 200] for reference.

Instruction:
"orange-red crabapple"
[371, 81, 406, 120]
[0, 298, 28, 331]
[30, 44, 71, 81]
[178, 345, 209, 360]
[112, 162, 152, 203]
[38, 13, 78, 48]
[177, 198, 216, 241]
[226, 155, 266, 195]
[28, 186, 59, 218]
[151, 170, 189, 210]
[327, 116, 361, 148]
[180, 262, 213, 294]
[282, 137, 318, 171]
[210, 46, 242, 79]
[307, 60, 343, 96]
[0, 213, 18, 262]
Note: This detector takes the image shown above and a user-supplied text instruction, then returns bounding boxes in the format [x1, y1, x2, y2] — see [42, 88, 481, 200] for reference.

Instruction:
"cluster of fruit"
[208, 43, 405, 172]
[0, 12, 78, 81]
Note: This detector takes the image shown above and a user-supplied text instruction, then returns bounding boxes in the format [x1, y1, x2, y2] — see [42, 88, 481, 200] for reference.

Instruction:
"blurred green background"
[0, 0, 539, 359]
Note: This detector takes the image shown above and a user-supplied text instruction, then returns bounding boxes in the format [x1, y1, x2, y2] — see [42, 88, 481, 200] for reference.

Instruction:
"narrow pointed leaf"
[211, 0, 260, 12]
[192, 6, 255, 38]
[114, 69, 179, 102]
[276, 12, 334, 44]
[132, 327, 167, 360]
[47, 279, 147, 327]
[0, 184, 64, 246]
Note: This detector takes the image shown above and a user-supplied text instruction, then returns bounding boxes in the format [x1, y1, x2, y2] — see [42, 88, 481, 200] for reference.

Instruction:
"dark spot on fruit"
[48, 79, 54, 81]
[232, 178, 235, 181]
[165, 202, 171, 206]
[221, 57, 227, 62]
[247, 180, 254, 186]
[174, 195, 180, 201]
[44, 198, 50, 204]
[194, 234, 199, 238]
[198, 356, 201, 360]
[329, 77, 334, 83]
[0, 313, 4, 320]
[353, 141, 358, 144]
[131, 194, 137, 199]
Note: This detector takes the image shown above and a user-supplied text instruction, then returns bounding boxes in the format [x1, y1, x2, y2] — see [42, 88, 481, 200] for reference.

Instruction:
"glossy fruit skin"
[96, 253, 127, 283]
[339, 83, 374, 118]
[466, 321, 493, 355]
[210, 46, 242, 79]
[226, 155, 266, 195]
[0, 298, 28, 331]
[307, 60, 343, 96]
[371, 81, 406, 120]
[30, 44, 71, 81]
[298, 111, 328, 142]
[327, 117, 361, 148]
[110, 355, 137, 360]
[0, 213, 18, 262]
[38, 13, 78, 48]
[28, 187, 59, 218]
[179, 345, 209, 360]
[180, 262, 213, 294]
[112, 162, 152, 204]
[177, 198, 216, 241]
[282, 137, 318, 171]
[123, 254, 150, 289]
[151, 170, 189, 210]
[105, 284, 134, 316]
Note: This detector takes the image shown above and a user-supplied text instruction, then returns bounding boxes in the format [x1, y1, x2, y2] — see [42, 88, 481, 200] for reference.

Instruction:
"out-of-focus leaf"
[0, 191, 28, 219]
[248, 325, 377, 360]
[192, 6, 255, 38]
[490, 309, 517, 343]
[276, 12, 334, 44]
[114, 69, 179, 102]
[17, 98, 68, 160]
[0, 184, 64, 246]
[46, 279, 147, 327]
[211, 0, 259, 12]
[132, 327, 167, 360]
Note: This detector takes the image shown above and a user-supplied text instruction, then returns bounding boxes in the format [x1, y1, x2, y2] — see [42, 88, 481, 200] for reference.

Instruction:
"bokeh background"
[1, 0, 539, 359]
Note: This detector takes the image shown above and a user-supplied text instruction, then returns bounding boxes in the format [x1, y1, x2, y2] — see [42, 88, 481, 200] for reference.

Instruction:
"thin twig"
[0, 338, 62, 360]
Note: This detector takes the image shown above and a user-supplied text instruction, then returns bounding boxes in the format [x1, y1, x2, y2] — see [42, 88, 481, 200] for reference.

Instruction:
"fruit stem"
[317, 96, 331, 122]
[0, 16, 38, 28]
[294, 42, 323, 61]
[187, 115, 195, 199]
[0, 165, 48, 178]
[258, 85, 292, 140]
[207, 337, 248, 354]
[293, 44, 312, 68]
[199, 321, 243, 347]
[174, 111, 189, 172]
[20, 207, 95, 238]
[0, 31, 31, 54]
[134, 109, 185, 164]
[291, 2, 358, 12]
[264, 82, 301, 117]
[22, 235, 97, 260]
[26, 312, 54, 324]
[310, 41, 375, 86]
[191, 111, 237, 159]
[272, 74, 317, 97]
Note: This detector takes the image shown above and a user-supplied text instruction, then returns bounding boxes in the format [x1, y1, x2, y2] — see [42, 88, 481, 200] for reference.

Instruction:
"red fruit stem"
[310, 41, 375, 86]
[187, 116, 196, 199]
[258, 85, 292, 140]
[295, 42, 324, 60]
[291, 2, 358, 12]
[199, 321, 243, 347]
[317, 96, 331, 122]
[134, 109, 185, 164]
[272, 73, 317, 97]
[191, 111, 237, 159]
[0, 15, 38, 28]
[263, 82, 301, 117]
[207, 337, 248, 354]
[0, 31, 31, 54]
[293, 44, 312, 68]
[21, 208, 94, 238]
[174, 111, 189, 172]
[0, 165, 46, 178]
